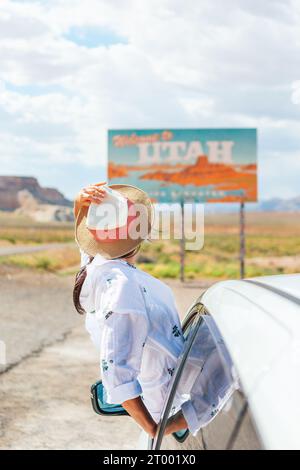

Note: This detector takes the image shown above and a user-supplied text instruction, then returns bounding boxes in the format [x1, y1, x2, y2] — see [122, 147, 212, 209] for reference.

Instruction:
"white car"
[92, 274, 300, 450]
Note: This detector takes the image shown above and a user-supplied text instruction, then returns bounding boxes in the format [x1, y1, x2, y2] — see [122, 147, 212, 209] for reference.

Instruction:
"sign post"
[180, 198, 185, 282]
[239, 201, 245, 279]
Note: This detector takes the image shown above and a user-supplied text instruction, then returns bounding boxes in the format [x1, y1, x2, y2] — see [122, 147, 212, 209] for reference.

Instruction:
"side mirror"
[90, 380, 129, 416]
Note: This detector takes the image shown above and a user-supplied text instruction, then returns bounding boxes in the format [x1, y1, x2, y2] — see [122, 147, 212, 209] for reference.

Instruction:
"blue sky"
[0, 0, 300, 201]
[64, 25, 127, 48]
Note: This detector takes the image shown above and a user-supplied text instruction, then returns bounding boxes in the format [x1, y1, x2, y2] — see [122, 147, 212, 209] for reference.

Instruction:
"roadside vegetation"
[0, 246, 79, 273]
[0, 211, 299, 279]
[0, 212, 74, 245]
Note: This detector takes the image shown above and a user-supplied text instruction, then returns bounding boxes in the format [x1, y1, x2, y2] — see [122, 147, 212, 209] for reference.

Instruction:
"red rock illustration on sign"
[108, 156, 257, 202]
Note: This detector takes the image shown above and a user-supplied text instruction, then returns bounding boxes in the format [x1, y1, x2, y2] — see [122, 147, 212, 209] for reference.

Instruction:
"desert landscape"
[1, 209, 299, 279]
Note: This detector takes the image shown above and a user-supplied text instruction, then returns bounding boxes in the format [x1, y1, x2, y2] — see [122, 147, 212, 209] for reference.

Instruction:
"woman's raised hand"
[74, 182, 107, 218]
[78, 182, 107, 206]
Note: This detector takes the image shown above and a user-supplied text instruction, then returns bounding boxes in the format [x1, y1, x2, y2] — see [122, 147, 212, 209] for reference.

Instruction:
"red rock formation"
[0, 176, 72, 211]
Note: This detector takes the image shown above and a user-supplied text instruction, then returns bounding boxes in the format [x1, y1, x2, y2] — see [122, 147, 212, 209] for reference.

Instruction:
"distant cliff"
[0, 176, 72, 211]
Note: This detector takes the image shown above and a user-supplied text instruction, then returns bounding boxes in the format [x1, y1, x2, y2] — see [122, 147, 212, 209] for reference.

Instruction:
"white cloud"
[259, 150, 300, 199]
[291, 80, 300, 105]
[0, 0, 300, 198]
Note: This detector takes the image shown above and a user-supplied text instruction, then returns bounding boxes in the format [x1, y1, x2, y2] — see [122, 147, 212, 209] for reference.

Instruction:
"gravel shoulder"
[0, 266, 80, 374]
[0, 323, 142, 450]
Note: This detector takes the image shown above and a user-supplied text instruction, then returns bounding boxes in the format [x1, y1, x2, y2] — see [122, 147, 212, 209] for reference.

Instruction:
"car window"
[153, 304, 203, 449]
[224, 394, 262, 450]
[170, 308, 199, 444]
[154, 310, 241, 450]
[200, 389, 262, 450]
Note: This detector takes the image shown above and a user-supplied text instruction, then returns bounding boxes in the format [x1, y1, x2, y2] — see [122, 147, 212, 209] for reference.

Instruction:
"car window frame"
[153, 301, 258, 451]
[152, 302, 205, 450]
[153, 299, 264, 451]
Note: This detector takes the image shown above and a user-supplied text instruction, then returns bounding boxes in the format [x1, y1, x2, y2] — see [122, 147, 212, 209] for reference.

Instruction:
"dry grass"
[0, 211, 299, 279]
[0, 246, 80, 273]
[0, 211, 74, 245]
[138, 211, 300, 279]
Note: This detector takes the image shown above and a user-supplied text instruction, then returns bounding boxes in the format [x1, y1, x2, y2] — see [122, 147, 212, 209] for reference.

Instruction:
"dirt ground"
[248, 255, 300, 270]
[0, 266, 210, 450]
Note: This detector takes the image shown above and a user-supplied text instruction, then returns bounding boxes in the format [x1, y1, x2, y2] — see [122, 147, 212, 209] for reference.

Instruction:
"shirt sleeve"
[94, 267, 149, 404]
[100, 310, 148, 404]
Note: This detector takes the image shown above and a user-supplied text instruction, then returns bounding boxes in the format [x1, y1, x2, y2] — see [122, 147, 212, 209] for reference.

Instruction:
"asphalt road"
[0, 242, 75, 257]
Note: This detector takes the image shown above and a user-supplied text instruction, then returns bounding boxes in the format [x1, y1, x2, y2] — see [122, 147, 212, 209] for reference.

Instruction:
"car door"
[152, 302, 262, 450]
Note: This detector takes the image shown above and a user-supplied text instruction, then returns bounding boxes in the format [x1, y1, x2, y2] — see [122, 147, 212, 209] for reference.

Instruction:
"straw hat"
[75, 184, 153, 259]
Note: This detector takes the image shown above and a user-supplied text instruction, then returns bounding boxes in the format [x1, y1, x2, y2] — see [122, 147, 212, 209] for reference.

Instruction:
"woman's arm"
[73, 182, 107, 218]
[122, 396, 157, 438]
[99, 297, 153, 435]
[123, 398, 186, 438]
[164, 410, 188, 435]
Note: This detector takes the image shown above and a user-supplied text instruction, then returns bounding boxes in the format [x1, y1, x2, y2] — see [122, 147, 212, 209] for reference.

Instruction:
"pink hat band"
[88, 198, 138, 243]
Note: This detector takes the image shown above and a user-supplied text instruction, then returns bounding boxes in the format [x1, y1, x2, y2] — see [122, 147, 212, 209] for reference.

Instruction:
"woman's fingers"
[90, 195, 104, 203]
[80, 182, 107, 197]
[84, 186, 106, 196]
[78, 182, 107, 206]
[86, 183, 107, 192]
[81, 190, 106, 201]
[82, 191, 105, 202]
[83, 184, 105, 192]
[82, 190, 104, 197]
[81, 197, 102, 206]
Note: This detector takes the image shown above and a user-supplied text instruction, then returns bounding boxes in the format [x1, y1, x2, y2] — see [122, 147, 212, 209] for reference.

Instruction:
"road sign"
[108, 128, 257, 203]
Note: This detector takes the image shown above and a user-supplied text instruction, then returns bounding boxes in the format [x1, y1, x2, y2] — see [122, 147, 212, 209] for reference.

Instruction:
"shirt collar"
[92, 253, 112, 266]
[92, 253, 136, 269]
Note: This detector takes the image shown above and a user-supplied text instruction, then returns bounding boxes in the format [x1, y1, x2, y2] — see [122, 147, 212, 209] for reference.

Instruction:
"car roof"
[249, 273, 300, 301]
[201, 273, 300, 450]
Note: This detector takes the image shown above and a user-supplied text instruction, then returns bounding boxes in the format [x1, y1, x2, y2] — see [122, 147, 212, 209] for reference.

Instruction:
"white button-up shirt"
[80, 253, 185, 424]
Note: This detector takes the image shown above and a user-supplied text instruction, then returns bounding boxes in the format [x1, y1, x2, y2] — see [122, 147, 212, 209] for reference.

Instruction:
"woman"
[73, 182, 238, 440]
[73, 182, 188, 438]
